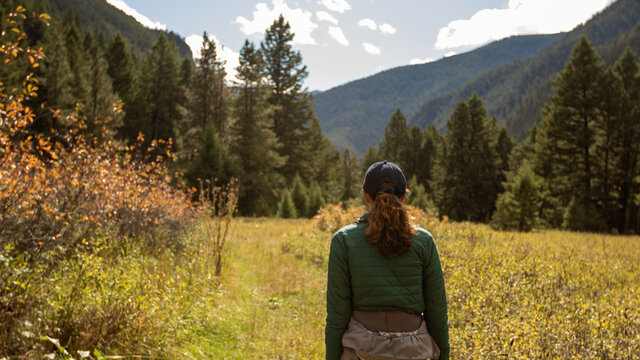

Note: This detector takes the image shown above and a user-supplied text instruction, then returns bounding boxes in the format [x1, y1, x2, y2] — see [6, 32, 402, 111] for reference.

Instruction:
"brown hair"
[365, 182, 417, 256]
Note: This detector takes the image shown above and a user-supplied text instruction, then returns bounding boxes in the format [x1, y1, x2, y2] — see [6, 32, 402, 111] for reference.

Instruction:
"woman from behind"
[325, 161, 449, 360]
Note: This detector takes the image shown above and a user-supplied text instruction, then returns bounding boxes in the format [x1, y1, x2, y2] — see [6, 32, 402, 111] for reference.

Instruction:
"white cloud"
[358, 18, 377, 30]
[362, 42, 381, 55]
[235, 0, 318, 45]
[316, 11, 338, 25]
[435, 0, 614, 50]
[186, 34, 240, 83]
[409, 57, 434, 65]
[328, 26, 349, 46]
[379, 23, 397, 35]
[106, 0, 166, 30]
[444, 51, 457, 57]
[319, 0, 351, 13]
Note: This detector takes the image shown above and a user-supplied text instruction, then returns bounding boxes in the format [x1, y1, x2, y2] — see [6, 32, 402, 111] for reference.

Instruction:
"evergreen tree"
[105, 33, 135, 103]
[593, 68, 624, 229]
[407, 175, 431, 211]
[261, 15, 315, 179]
[495, 127, 514, 178]
[83, 33, 119, 138]
[534, 36, 606, 213]
[361, 146, 382, 177]
[40, 22, 73, 130]
[185, 124, 232, 187]
[304, 117, 340, 193]
[180, 56, 194, 88]
[190, 32, 228, 139]
[291, 174, 310, 217]
[279, 189, 297, 218]
[308, 182, 326, 216]
[418, 125, 442, 193]
[232, 39, 285, 216]
[611, 47, 640, 233]
[341, 146, 360, 200]
[63, 20, 89, 106]
[402, 126, 424, 181]
[137, 33, 183, 141]
[491, 163, 541, 232]
[437, 101, 472, 221]
[437, 94, 501, 222]
[379, 109, 409, 164]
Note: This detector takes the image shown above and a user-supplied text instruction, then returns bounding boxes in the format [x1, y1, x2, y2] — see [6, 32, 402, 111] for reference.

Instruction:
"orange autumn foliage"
[0, 7, 195, 255]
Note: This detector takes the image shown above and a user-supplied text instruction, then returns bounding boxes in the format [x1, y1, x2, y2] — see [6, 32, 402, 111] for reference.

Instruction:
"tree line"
[4, 5, 347, 217]
[363, 36, 640, 234]
[6, 1, 640, 232]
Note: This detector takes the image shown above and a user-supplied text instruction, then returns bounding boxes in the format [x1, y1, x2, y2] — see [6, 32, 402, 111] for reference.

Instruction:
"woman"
[325, 161, 449, 360]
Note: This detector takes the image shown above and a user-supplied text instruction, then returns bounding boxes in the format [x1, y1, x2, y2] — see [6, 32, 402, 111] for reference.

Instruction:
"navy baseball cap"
[363, 161, 407, 197]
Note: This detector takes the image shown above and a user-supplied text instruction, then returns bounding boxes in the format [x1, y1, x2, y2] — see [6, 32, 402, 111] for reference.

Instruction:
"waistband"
[351, 309, 422, 332]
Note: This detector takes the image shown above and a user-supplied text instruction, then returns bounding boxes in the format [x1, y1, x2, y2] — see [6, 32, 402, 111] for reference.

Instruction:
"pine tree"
[491, 163, 541, 232]
[402, 126, 424, 181]
[291, 174, 310, 217]
[437, 94, 502, 222]
[232, 40, 285, 216]
[361, 146, 382, 177]
[407, 175, 431, 211]
[304, 117, 340, 193]
[180, 56, 194, 88]
[612, 47, 640, 232]
[137, 33, 183, 141]
[63, 21, 89, 106]
[418, 125, 442, 193]
[496, 128, 514, 175]
[83, 33, 119, 138]
[261, 15, 314, 179]
[341, 147, 360, 200]
[186, 123, 231, 187]
[279, 189, 297, 219]
[190, 32, 228, 139]
[379, 109, 409, 164]
[535, 36, 606, 213]
[40, 22, 73, 130]
[105, 33, 135, 103]
[308, 182, 326, 217]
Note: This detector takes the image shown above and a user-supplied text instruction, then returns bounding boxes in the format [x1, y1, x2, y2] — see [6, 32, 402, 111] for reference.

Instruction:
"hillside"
[313, 33, 562, 154]
[47, 0, 192, 58]
[410, 0, 640, 140]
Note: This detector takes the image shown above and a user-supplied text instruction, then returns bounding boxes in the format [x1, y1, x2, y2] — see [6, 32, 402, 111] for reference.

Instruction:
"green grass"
[5, 214, 640, 359]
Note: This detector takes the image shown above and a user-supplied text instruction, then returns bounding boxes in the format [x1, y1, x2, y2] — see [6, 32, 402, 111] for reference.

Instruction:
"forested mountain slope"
[313, 33, 562, 154]
[410, 0, 640, 140]
[47, 0, 192, 58]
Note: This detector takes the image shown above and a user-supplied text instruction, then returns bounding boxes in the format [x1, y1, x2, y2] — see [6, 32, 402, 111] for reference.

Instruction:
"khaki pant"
[341, 310, 440, 360]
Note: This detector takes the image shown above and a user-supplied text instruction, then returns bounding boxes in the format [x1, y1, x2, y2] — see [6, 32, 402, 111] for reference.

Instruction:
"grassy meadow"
[2, 206, 639, 359]
[198, 211, 640, 359]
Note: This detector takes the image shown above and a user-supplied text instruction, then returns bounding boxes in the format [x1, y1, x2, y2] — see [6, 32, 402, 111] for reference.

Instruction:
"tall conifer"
[261, 15, 314, 179]
[232, 39, 285, 216]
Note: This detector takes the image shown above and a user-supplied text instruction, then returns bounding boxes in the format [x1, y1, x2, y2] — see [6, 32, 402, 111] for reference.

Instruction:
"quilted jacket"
[325, 214, 449, 360]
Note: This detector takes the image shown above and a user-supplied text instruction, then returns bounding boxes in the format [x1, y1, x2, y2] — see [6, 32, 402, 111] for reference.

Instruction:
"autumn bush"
[0, 7, 218, 356]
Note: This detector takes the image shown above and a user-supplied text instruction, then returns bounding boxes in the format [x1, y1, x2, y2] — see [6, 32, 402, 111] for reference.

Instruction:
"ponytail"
[365, 182, 416, 256]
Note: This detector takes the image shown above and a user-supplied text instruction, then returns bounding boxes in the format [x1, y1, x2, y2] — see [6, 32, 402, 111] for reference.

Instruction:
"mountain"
[410, 0, 640, 140]
[313, 33, 562, 154]
[46, 0, 192, 58]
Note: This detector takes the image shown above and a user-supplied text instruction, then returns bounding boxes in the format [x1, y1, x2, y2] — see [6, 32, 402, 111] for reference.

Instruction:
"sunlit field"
[173, 208, 640, 359]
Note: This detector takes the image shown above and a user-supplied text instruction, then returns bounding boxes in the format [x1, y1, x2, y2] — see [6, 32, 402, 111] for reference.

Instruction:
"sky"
[106, 0, 615, 92]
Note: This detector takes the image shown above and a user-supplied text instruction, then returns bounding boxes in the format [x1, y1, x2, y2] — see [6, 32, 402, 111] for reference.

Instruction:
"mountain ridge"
[410, 0, 640, 140]
[313, 33, 563, 155]
[47, 0, 192, 58]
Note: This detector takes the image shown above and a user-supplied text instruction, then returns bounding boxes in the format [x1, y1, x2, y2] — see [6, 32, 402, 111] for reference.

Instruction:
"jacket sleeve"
[422, 233, 450, 360]
[325, 231, 352, 360]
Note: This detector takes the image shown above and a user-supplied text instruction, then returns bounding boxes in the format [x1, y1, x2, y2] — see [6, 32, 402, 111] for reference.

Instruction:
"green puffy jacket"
[325, 214, 449, 360]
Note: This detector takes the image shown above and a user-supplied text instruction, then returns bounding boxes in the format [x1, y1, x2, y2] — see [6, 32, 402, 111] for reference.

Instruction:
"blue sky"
[107, 0, 615, 91]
